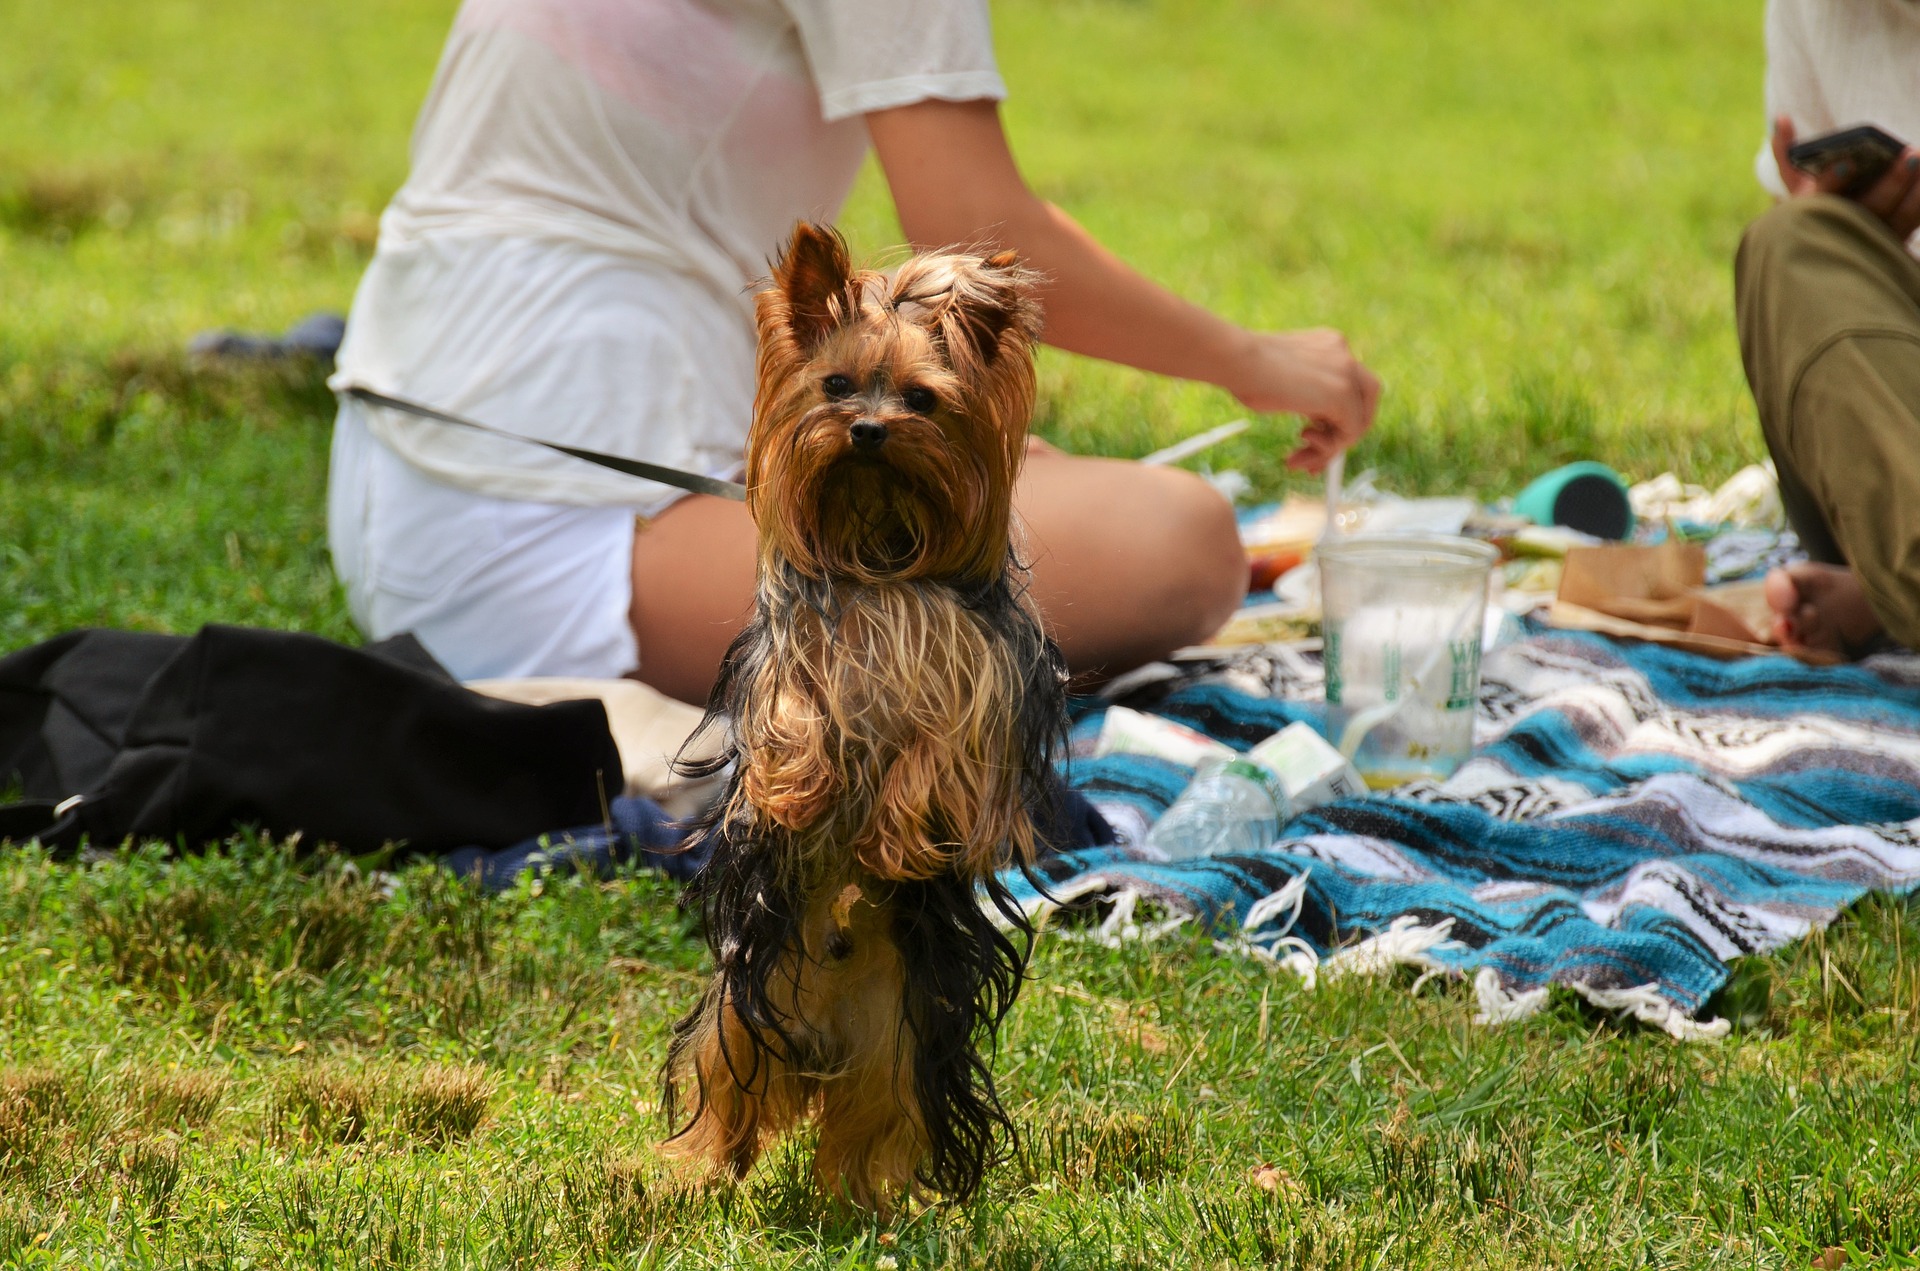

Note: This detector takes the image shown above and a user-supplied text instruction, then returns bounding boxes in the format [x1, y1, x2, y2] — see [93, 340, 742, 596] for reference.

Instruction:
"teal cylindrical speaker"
[1512, 461, 1634, 540]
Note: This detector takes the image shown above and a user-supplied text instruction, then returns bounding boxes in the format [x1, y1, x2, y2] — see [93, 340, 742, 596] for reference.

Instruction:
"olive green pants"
[1736, 196, 1920, 646]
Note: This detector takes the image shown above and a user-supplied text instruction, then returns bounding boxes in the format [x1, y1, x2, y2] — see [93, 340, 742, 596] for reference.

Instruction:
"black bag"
[0, 625, 624, 858]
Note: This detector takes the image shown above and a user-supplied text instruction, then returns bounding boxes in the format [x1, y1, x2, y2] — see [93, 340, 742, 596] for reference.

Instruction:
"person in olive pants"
[1738, 189, 1920, 656]
[1736, 0, 1920, 656]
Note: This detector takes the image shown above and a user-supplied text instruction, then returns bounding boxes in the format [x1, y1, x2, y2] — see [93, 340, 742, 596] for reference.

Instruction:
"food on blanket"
[1547, 539, 1841, 664]
[1248, 543, 1307, 592]
[1239, 497, 1323, 592]
[1628, 464, 1782, 530]
[1503, 524, 1602, 558]
[1201, 601, 1318, 647]
[1318, 535, 1497, 786]
[1240, 498, 1326, 551]
[1095, 705, 1236, 768]
[1248, 722, 1365, 814]
[1500, 556, 1563, 609]
[1143, 755, 1291, 860]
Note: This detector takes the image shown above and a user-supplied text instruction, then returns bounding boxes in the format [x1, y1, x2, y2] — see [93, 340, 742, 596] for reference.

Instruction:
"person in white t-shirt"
[328, 0, 1381, 702]
[1736, 0, 1920, 656]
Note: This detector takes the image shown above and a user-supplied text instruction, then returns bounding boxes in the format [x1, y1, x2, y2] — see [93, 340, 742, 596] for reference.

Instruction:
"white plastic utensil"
[1321, 450, 1345, 543]
[1141, 418, 1250, 467]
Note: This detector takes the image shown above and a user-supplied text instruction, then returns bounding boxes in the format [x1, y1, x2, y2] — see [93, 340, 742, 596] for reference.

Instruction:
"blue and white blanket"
[1007, 630, 1920, 1037]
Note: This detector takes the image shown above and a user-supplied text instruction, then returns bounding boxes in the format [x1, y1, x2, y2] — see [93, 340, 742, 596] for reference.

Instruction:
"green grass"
[6, 0, 1907, 1265]
[5, 840, 1920, 1268]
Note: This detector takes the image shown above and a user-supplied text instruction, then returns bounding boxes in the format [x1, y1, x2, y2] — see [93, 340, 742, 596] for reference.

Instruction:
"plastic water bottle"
[1142, 757, 1291, 861]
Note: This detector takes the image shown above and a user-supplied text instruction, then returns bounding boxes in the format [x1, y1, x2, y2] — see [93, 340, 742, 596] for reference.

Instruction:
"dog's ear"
[772, 222, 853, 352]
[949, 249, 1041, 368]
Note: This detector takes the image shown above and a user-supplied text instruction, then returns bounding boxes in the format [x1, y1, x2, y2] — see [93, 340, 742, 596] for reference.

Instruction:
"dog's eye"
[901, 386, 938, 414]
[821, 373, 855, 400]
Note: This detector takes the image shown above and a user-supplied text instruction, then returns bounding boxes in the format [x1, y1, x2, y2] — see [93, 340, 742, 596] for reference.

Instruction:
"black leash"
[344, 385, 748, 502]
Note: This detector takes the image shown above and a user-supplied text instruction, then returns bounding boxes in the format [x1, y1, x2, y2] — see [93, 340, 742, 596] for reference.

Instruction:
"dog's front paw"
[742, 689, 839, 831]
[851, 741, 961, 880]
[747, 751, 837, 831]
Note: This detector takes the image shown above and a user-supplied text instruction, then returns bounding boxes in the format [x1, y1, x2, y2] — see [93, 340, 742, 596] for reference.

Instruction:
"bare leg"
[1013, 451, 1246, 678]
[1762, 562, 1884, 657]
[629, 452, 1247, 705]
[629, 493, 760, 706]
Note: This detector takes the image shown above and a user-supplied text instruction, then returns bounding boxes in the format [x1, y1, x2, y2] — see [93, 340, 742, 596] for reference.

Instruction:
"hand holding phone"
[1775, 118, 1920, 240]
[1787, 123, 1906, 195]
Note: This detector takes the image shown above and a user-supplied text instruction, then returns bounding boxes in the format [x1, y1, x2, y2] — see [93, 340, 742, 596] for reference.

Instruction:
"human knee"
[1742, 194, 1860, 254]
[1141, 470, 1246, 644]
[1738, 196, 1883, 307]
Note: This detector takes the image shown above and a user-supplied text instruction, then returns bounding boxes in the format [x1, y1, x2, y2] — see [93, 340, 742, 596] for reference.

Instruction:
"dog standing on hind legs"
[663, 221, 1067, 1209]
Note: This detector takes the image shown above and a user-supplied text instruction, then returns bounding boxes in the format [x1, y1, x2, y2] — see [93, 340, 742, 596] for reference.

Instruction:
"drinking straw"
[1332, 599, 1478, 762]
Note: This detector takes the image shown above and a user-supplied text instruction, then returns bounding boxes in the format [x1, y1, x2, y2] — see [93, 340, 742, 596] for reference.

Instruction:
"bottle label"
[1219, 758, 1285, 802]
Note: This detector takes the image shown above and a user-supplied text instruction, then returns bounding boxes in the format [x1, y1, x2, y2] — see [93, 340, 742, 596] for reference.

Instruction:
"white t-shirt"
[330, 0, 1007, 512]
[1754, 0, 1920, 256]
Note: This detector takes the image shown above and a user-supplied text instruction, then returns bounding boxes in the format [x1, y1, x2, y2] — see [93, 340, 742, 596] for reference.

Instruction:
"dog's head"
[746, 222, 1042, 585]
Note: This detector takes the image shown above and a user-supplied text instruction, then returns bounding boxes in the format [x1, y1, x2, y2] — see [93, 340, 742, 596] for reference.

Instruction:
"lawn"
[6, 0, 1920, 1266]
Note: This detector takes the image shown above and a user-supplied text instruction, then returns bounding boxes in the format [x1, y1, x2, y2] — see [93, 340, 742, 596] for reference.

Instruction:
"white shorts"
[327, 398, 645, 680]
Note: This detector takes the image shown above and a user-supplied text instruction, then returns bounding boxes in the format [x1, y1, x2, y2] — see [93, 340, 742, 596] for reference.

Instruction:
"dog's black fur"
[665, 558, 1066, 1201]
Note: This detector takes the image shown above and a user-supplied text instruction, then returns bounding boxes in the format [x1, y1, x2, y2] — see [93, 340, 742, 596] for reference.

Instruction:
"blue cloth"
[444, 783, 1115, 893]
[1009, 631, 1920, 1022]
[441, 795, 703, 890]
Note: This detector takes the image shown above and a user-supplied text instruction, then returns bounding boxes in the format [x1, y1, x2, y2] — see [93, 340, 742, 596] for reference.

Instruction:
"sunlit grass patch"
[392, 1063, 493, 1146]
[0, 1067, 72, 1176]
[271, 1062, 377, 1147]
[1012, 1105, 1191, 1193]
[116, 1137, 184, 1222]
[126, 1067, 229, 1130]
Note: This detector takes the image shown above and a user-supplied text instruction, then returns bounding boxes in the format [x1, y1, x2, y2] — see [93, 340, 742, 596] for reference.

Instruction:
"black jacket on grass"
[0, 625, 622, 858]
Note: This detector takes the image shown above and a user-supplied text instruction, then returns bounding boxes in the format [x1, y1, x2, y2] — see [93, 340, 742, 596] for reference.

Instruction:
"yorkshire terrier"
[663, 222, 1067, 1209]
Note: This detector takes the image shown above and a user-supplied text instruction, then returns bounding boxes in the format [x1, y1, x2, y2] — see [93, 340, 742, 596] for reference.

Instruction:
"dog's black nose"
[849, 420, 888, 450]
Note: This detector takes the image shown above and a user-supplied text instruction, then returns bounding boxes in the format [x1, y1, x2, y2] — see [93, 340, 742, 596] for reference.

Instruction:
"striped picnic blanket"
[1007, 629, 1920, 1037]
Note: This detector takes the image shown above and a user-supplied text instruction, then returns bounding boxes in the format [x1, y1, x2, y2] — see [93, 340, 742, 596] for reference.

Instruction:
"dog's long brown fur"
[663, 223, 1067, 1209]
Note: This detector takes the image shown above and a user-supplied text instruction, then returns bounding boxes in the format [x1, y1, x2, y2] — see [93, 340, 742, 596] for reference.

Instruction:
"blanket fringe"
[1471, 966, 1549, 1025]
[1472, 967, 1730, 1040]
[1225, 872, 1320, 983]
[1232, 874, 1461, 993]
[1017, 875, 1732, 1042]
[1243, 871, 1310, 935]
[1030, 885, 1194, 947]
[1571, 981, 1731, 1041]
[1319, 916, 1458, 987]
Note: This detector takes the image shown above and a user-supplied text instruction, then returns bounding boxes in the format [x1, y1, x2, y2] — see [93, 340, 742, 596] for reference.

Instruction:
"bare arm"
[866, 99, 1380, 473]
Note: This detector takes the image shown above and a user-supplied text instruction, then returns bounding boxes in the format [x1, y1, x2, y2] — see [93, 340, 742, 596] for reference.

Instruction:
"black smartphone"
[1787, 123, 1907, 194]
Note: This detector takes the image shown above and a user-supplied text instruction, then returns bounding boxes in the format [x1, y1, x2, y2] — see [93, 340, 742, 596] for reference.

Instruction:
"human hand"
[1774, 115, 1920, 239]
[1772, 116, 1839, 197]
[1854, 145, 1920, 242]
[1225, 328, 1382, 474]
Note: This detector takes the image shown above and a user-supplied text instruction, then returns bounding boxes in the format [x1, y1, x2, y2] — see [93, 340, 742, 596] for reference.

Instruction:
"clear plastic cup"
[1316, 534, 1498, 789]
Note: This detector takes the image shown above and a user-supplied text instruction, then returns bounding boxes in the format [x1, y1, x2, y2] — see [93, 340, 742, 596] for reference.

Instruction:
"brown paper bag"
[1546, 541, 1839, 665]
